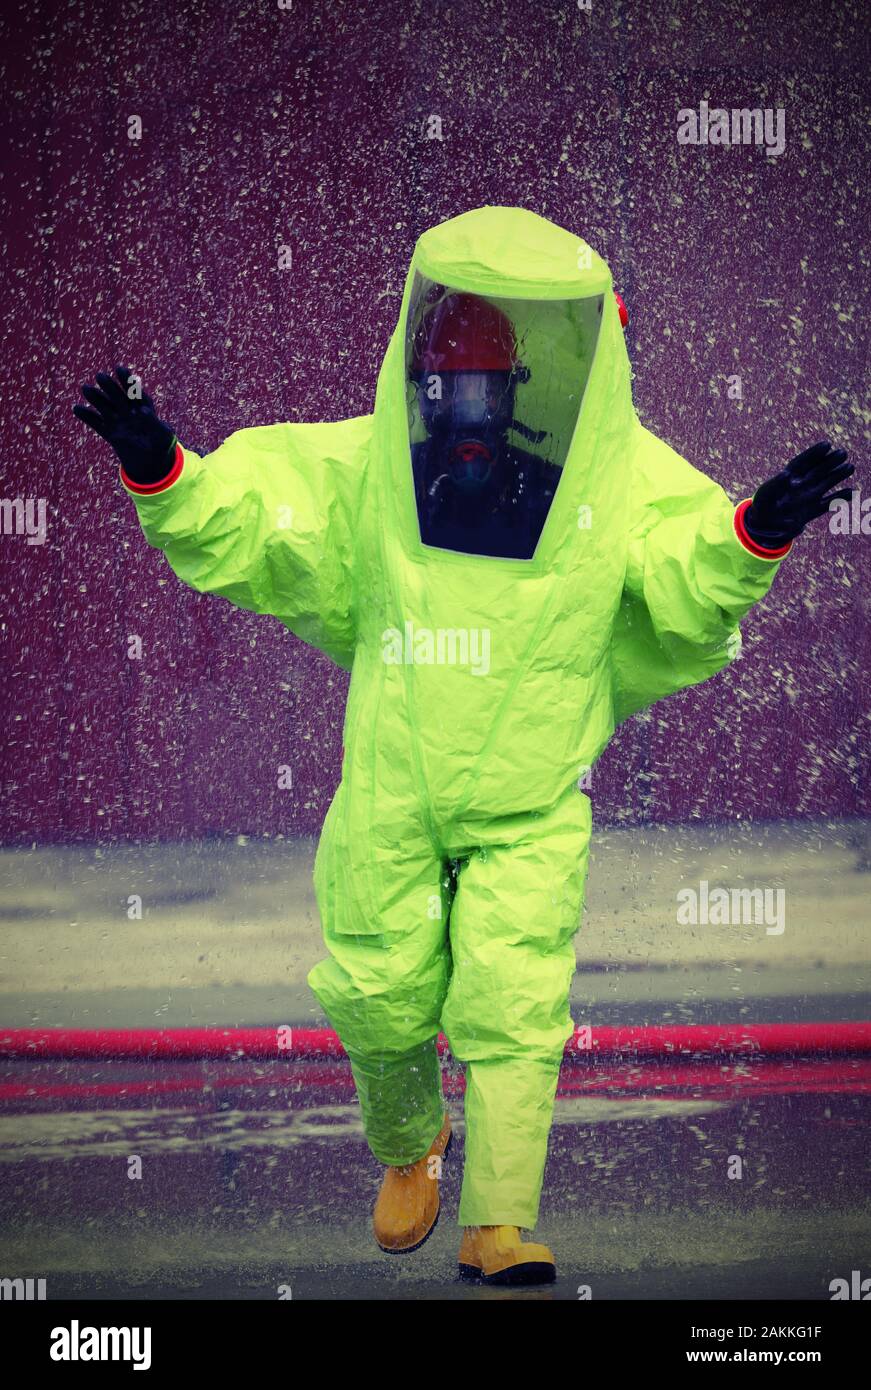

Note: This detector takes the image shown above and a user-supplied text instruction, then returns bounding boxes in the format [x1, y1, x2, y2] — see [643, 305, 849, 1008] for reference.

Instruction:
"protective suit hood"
[373, 205, 636, 574]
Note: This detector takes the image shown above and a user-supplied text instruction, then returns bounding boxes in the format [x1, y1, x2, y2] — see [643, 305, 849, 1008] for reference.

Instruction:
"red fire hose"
[1, 1021, 869, 1060]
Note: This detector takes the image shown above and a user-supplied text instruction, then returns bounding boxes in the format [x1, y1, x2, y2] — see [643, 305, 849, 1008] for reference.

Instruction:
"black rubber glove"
[744, 440, 854, 548]
[73, 365, 177, 486]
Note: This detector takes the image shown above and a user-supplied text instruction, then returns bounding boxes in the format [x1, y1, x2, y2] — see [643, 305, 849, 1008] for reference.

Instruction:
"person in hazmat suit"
[74, 206, 854, 1285]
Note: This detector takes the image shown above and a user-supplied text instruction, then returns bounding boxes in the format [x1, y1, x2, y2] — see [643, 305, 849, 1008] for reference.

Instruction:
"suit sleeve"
[611, 425, 791, 725]
[120, 416, 371, 671]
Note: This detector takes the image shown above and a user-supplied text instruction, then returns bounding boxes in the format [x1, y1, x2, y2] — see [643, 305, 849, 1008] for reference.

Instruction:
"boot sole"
[375, 1128, 453, 1256]
[458, 1260, 556, 1286]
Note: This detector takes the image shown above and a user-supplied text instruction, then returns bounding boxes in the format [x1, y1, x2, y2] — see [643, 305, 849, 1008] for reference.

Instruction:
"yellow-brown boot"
[458, 1225, 556, 1285]
[373, 1112, 452, 1254]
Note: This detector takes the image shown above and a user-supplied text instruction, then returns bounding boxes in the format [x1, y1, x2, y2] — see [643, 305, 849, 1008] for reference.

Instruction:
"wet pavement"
[1, 1051, 869, 1300]
[1, 828, 868, 1299]
[3, 821, 869, 1033]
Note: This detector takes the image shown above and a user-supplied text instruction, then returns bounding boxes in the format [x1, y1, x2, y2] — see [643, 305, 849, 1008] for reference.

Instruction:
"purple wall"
[1, 0, 868, 843]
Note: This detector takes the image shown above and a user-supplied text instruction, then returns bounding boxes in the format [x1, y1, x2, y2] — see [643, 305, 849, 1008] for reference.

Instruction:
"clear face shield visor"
[405, 277, 603, 558]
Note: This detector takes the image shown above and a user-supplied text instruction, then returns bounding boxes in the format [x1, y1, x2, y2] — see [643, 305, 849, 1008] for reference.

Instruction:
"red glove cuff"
[120, 441, 184, 495]
[733, 498, 793, 559]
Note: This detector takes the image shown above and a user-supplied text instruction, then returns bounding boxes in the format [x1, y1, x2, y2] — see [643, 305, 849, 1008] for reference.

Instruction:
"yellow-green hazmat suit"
[122, 208, 788, 1227]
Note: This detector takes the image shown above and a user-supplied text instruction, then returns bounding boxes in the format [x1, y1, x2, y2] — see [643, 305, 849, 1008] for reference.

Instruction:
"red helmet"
[411, 292, 518, 375]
